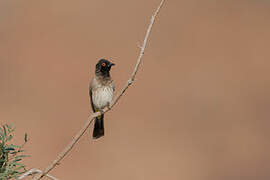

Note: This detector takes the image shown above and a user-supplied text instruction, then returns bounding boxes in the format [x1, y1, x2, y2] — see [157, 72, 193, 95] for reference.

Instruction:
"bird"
[89, 59, 115, 139]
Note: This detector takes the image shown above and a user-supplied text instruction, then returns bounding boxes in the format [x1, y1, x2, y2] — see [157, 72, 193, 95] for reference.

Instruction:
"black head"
[95, 59, 115, 77]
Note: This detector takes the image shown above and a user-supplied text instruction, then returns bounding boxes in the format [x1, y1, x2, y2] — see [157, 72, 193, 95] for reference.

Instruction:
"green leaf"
[3, 126, 7, 137]
[6, 135, 12, 141]
[0, 128, 4, 140]
[6, 145, 20, 149]
[3, 147, 15, 152]
[13, 162, 25, 167]
[6, 125, 14, 133]
[15, 155, 30, 159]
[13, 158, 22, 162]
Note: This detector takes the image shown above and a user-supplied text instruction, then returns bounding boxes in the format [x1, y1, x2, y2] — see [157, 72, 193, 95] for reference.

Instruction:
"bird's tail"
[93, 114, 104, 139]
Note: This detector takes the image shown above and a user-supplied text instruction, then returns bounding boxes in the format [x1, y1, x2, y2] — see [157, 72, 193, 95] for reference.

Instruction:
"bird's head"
[95, 59, 115, 76]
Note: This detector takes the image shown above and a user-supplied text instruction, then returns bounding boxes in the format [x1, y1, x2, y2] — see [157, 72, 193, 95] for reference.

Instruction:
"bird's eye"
[101, 62, 106, 67]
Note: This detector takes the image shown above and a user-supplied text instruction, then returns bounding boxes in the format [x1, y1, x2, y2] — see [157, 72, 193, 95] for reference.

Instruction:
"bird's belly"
[92, 86, 113, 110]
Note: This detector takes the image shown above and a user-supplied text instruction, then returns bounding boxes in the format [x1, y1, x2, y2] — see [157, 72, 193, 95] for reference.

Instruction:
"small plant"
[0, 124, 28, 179]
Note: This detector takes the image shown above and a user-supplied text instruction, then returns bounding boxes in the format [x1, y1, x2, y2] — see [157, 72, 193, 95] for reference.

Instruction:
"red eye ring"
[101, 62, 106, 67]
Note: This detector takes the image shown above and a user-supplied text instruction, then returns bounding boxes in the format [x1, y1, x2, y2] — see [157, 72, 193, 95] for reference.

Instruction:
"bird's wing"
[112, 81, 115, 92]
[89, 79, 96, 112]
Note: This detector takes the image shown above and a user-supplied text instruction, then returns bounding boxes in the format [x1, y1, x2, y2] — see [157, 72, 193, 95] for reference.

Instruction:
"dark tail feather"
[93, 115, 104, 139]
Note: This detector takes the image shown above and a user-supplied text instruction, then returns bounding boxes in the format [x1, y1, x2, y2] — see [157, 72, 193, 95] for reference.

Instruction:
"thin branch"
[33, 0, 165, 179]
[18, 168, 58, 180]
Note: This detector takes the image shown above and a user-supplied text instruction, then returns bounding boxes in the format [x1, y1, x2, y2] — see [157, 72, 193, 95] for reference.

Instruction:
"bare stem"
[18, 168, 58, 180]
[32, 1, 165, 179]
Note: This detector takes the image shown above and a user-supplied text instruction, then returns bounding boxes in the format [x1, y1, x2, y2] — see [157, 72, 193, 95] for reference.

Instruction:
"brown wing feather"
[89, 80, 96, 113]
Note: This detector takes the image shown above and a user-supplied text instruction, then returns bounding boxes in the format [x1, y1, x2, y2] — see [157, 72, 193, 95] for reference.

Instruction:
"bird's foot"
[99, 109, 104, 115]
[106, 102, 111, 110]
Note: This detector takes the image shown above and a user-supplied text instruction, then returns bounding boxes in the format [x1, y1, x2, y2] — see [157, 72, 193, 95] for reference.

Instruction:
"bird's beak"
[109, 62, 115, 67]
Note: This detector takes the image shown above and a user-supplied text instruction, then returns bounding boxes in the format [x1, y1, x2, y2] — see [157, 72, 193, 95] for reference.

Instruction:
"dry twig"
[32, 0, 165, 179]
[18, 168, 58, 180]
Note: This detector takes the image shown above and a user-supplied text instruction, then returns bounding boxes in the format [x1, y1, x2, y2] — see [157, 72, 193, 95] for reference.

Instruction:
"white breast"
[92, 86, 113, 110]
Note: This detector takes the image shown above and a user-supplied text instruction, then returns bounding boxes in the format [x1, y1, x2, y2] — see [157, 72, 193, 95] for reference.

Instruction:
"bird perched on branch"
[89, 59, 115, 139]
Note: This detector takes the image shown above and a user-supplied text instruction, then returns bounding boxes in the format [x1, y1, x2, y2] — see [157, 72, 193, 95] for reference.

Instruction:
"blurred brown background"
[1, 0, 270, 179]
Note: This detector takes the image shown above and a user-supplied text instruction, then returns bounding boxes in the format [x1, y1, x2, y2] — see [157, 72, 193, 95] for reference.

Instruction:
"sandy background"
[1, 0, 270, 179]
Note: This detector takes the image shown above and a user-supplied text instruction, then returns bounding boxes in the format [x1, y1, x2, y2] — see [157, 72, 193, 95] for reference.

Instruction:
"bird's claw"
[107, 102, 111, 110]
[99, 109, 104, 115]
